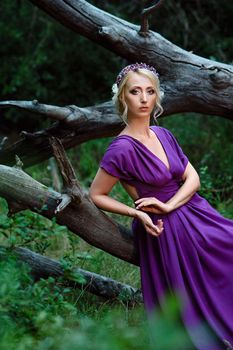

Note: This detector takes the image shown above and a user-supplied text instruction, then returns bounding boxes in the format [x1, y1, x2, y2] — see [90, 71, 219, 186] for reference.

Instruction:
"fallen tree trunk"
[28, 0, 233, 118]
[0, 101, 122, 167]
[0, 162, 138, 265]
[0, 1, 233, 167]
[0, 246, 142, 305]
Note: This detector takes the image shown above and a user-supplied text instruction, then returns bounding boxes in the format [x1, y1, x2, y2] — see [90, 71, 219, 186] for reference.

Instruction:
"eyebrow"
[128, 85, 154, 89]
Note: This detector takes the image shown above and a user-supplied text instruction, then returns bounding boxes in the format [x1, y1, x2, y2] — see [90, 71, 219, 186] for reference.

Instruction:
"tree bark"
[0, 101, 123, 167]
[0, 246, 142, 304]
[27, 0, 233, 118]
[0, 163, 139, 265]
[0, 0, 232, 167]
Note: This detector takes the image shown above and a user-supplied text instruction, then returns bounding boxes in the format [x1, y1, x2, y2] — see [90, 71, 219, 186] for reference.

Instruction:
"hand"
[135, 211, 164, 237]
[135, 197, 173, 215]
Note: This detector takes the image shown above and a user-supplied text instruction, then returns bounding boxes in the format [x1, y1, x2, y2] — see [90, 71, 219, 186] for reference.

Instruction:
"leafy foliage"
[0, 255, 194, 350]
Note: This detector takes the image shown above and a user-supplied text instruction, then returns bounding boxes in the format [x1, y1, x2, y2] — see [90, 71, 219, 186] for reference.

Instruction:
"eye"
[148, 89, 155, 95]
[130, 89, 140, 95]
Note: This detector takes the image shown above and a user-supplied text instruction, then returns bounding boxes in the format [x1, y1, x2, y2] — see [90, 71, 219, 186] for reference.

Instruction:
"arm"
[89, 168, 164, 236]
[166, 161, 200, 210]
[89, 168, 137, 217]
[135, 162, 200, 214]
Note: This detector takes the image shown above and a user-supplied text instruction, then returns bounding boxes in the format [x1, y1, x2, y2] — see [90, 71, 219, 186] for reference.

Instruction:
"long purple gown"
[99, 125, 233, 349]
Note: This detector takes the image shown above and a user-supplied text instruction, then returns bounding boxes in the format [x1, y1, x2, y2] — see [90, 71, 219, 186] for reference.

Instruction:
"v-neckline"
[115, 126, 171, 172]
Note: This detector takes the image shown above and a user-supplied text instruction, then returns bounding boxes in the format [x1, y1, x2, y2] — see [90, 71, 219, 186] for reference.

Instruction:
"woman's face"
[123, 72, 157, 120]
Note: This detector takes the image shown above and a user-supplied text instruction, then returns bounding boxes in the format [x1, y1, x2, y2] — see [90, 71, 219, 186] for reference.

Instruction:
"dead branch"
[0, 101, 123, 167]
[0, 164, 139, 265]
[139, 0, 164, 37]
[27, 0, 233, 119]
[49, 137, 84, 205]
[0, 100, 72, 122]
[0, 246, 142, 305]
[0, 0, 232, 167]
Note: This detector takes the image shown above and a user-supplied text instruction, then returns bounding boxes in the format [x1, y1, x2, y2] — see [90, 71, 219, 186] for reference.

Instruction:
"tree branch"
[0, 101, 123, 167]
[27, 0, 233, 119]
[0, 100, 83, 123]
[0, 164, 139, 265]
[0, 0, 232, 166]
[139, 0, 164, 37]
[0, 246, 142, 304]
[49, 136, 84, 206]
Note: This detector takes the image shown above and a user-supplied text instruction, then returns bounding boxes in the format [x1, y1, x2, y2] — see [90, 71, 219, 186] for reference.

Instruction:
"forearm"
[166, 174, 200, 210]
[90, 193, 137, 217]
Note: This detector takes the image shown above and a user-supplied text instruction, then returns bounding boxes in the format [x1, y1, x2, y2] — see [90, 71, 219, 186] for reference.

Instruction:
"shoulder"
[151, 125, 174, 139]
[100, 136, 134, 179]
[101, 136, 134, 164]
[104, 136, 134, 154]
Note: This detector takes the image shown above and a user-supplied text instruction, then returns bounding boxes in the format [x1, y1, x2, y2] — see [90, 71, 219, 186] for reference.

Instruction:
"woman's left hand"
[135, 197, 173, 214]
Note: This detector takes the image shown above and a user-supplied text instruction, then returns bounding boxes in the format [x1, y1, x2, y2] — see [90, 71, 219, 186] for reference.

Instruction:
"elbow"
[89, 188, 104, 207]
[89, 187, 97, 203]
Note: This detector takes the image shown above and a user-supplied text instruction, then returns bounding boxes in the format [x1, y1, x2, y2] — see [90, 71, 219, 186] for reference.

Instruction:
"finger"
[142, 207, 164, 214]
[148, 227, 163, 237]
[146, 227, 160, 237]
[136, 201, 154, 209]
[135, 197, 154, 204]
[142, 208, 162, 214]
[141, 207, 154, 212]
[144, 222, 157, 235]
[135, 198, 147, 204]
[148, 223, 164, 236]
[157, 219, 164, 227]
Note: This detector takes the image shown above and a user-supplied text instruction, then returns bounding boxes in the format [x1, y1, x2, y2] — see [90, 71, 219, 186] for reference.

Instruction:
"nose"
[140, 91, 147, 103]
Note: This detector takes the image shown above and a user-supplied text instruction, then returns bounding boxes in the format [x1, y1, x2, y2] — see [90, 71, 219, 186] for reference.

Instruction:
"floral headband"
[115, 62, 159, 87]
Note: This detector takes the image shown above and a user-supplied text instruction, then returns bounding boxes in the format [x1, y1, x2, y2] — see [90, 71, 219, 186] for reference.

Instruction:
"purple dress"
[100, 125, 233, 349]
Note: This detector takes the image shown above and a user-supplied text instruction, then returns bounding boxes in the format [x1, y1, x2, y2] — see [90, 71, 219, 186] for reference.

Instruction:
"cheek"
[149, 96, 157, 106]
[125, 96, 137, 108]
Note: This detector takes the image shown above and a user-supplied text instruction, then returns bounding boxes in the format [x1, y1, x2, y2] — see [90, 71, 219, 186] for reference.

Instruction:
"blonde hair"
[112, 68, 164, 125]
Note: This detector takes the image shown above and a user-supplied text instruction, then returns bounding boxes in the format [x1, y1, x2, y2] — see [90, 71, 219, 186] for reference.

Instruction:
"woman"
[89, 63, 233, 349]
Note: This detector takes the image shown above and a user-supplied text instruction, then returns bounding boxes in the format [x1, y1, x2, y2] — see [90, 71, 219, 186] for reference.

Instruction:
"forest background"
[0, 1, 233, 349]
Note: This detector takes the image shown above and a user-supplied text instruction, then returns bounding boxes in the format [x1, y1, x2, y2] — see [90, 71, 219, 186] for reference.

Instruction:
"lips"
[139, 107, 149, 110]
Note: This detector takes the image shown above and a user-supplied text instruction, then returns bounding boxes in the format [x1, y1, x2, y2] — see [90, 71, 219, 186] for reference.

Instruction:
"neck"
[125, 116, 151, 138]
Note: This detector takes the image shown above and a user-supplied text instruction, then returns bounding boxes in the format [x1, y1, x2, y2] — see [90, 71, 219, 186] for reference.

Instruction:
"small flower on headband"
[112, 83, 118, 95]
[116, 62, 159, 87]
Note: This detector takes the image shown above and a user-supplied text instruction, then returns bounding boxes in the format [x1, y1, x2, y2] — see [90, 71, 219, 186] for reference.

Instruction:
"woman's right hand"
[135, 210, 164, 237]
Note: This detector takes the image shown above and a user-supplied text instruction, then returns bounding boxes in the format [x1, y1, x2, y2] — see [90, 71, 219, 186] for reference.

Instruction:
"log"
[0, 101, 122, 167]
[0, 0, 232, 167]
[0, 163, 139, 265]
[27, 0, 233, 119]
[0, 246, 142, 305]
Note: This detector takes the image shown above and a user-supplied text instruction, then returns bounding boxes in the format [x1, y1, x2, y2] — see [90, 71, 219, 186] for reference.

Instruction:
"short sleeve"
[162, 127, 189, 169]
[99, 138, 132, 180]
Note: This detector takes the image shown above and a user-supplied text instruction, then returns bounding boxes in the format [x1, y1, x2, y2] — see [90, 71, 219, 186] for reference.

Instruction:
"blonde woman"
[90, 63, 233, 349]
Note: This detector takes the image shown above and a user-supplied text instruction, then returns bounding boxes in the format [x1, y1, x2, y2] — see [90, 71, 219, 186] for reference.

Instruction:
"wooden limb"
[0, 100, 72, 122]
[0, 246, 142, 305]
[0, 1, 232, 167]
[139, 0, 164, 37]
[14, 155, 24, 169]
[0, 101, 123, 167]
[49, 137, 84, 204]
[27, 0, 233, 118]
[0, 164, 139, 265]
